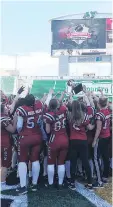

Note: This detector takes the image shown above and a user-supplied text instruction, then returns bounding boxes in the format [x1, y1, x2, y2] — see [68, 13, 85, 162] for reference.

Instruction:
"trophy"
[67, 79, 83, 95]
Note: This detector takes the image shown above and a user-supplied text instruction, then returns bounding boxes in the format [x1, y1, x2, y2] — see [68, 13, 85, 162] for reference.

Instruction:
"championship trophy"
[67, 79, 83, 95]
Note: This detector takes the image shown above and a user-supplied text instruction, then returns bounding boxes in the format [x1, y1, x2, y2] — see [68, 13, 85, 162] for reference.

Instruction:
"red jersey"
[70, 113, 90, 141]
[1, 115, 11, 146]
[16, 101, 43, 136]
[95, 108, 111, 138]
[87, 106, 95, 121]
[43, 105, 68, 140]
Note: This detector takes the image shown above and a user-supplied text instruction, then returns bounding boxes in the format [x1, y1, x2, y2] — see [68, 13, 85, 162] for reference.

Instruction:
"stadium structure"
[0, 12, 112, 101]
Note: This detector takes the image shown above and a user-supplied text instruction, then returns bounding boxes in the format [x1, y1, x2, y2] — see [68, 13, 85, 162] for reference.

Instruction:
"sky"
[1, 0, 112, 55]
[0, 0, 112, 76]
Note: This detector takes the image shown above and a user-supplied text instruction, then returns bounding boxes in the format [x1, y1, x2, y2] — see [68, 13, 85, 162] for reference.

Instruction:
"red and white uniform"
[87, 106, 95, 120]
[44, 105, 69, 165]
[16, 101, 43, 162]
[95, 108, 111, 138]
[1, 115, 12, 167]
[70, 114, 90, 141]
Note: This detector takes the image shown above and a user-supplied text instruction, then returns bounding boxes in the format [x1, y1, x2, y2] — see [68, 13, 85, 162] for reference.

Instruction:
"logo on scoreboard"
[66, 24, 91, 45]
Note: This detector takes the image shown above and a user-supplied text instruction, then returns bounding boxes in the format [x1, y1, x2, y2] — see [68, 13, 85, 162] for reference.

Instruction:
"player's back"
[96, 108, 111, 138]
[44, 105, 67, 136]
[70, 113, 90, 141]
[16, 101, 43, 136]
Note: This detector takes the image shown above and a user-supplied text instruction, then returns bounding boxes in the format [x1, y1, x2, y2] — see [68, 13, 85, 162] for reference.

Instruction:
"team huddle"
[1, 83, 112, 196]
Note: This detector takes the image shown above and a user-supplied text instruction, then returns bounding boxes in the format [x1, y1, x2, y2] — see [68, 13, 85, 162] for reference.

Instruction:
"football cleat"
[68, 183, 76, 190]
[30, 184, 38, 192]
[16, 186, 28, 195]
[92, 182, 104, 188]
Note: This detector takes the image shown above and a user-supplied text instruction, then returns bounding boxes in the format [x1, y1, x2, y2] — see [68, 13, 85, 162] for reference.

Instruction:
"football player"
[16, 94, 43, 194]
[68, 100, 94, 190]
[44, 98, 69, 189]
[1, 103, 17, 188]
[92, 97, 111, 186]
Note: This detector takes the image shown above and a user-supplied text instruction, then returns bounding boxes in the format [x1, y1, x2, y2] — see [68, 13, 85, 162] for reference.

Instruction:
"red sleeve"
[95, 112, 104, 122]
[1, 116, 11, 128]
[87, 106, 95, 116]
[16, 106, 27, 117]
[43, 112, 55, 124]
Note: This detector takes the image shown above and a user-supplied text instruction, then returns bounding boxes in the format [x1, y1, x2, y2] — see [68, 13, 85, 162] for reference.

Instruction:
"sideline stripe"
[75, 182, 112, 207]
[1, 182, 112, 207]
[0, 194, 28, 207]
[1, 185, 19, 191]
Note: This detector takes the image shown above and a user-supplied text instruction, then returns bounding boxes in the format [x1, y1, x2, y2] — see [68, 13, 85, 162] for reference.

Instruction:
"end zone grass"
[94, 178, 112, 204]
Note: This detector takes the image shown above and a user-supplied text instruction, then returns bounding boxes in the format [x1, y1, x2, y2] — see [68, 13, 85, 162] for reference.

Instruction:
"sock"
[58, 165, 65, 185]
[43, 156, 47, 176]
[89, 159, 94, 178]
[11, 150, 17, 169]
[1, 181, 6, 185]
[32, 161, 40, 185]
[65, 161, 71, 179]
[47, 165, 54, 185]
[18, 162, 27, 188]
[17, 165, 19, 178]
[1, 167, 8, 182]
[29, 171, 32, 178]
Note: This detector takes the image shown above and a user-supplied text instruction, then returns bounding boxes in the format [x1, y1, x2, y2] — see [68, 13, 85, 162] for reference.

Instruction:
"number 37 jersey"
[16, 101, 43, 136]
[43, 105, 68, 137]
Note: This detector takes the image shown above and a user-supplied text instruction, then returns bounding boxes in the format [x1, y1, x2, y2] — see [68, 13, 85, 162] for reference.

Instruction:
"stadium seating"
[0, 76, 16, 95]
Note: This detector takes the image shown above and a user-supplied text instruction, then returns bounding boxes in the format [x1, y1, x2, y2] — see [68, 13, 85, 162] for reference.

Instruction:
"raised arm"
[5, 113, 17, 133]
[9, 86, 25, 115]
[58, 90, 66, 103]
[45, 89, 54, 106]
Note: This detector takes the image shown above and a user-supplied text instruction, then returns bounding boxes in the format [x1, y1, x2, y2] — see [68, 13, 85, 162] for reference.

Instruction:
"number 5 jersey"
[16, 101, 43, 137]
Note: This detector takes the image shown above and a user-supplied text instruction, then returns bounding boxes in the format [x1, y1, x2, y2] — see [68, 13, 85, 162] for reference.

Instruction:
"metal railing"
[18, 76, 112, 80]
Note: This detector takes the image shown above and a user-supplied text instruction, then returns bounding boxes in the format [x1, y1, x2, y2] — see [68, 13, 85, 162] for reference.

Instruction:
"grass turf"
[95, 177, 112, 205]
[2, 186, 96, 207]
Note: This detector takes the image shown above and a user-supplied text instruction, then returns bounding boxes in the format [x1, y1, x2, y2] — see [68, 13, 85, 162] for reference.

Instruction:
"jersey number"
[54, 118, 66, 131]
[103, 120, 110, 129]
[27, 115, 42, 129]
[27, 117, 34, 128]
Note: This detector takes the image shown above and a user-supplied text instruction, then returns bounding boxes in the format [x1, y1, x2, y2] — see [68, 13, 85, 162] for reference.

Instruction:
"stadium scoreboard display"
[51, 18, 112, 57]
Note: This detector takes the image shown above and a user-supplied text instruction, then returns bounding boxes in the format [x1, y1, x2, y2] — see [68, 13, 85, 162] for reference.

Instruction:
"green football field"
[27, 187, 96, 207]
[1, 181, 112, 207]
[1, 186, 96, 207]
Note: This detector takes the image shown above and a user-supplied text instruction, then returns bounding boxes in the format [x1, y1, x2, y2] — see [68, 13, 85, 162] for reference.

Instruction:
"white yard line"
[75, 181, 112, 207]
[1, 194, 28, 207]
[1, 182, 112, 207]
[1, 185, 19, 191]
